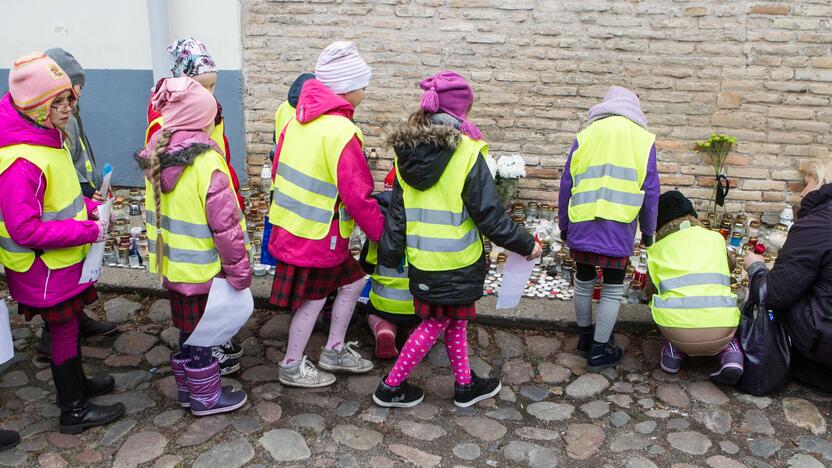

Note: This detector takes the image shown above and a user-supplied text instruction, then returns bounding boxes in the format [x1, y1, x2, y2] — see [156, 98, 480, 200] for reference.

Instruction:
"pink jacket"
[0, 93, 100, 308]
[136, 130, 251, 295]
[268, 79, 384, 268]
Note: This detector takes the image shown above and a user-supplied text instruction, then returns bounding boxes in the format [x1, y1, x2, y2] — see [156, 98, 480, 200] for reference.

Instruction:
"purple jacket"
[137, 131, 251, 295]
[558, 139, 659, 258]
[0, 93, 101, 308]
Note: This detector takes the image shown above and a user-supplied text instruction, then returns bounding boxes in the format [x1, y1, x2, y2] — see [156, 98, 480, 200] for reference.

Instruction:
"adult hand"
[743, 252, 765, 271]
[526, 242, 543, 261]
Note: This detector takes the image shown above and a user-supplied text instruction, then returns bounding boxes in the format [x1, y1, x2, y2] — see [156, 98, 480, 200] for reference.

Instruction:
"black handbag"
[736, 275, 792, 396]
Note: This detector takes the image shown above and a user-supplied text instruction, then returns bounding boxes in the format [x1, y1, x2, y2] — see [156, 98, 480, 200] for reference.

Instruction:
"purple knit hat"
[587, 86, 647, 128]
[419, 70, 483, 140]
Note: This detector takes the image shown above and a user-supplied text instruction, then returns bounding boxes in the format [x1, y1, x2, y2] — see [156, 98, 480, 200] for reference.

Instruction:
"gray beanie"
[44, 48, 85, 87]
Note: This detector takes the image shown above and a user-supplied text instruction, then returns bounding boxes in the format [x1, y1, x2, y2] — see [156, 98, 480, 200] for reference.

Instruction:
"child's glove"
[560, 230, 568, 242]
[397, 257, 406, 274]
[642, 235, 654, 247]
[94, 219, 108, 242]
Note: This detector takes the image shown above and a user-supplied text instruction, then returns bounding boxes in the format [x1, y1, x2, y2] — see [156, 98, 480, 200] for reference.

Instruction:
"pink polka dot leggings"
[384, 318, 472, 387]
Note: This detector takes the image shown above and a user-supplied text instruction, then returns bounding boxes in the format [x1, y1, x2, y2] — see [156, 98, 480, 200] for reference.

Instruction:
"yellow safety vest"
[274, 101, 296, 145]
[269, 114, 363, 240]
[398, 135, 487, 272]
[568, 116, 655, 224]
[647, 226, 740, 329]
[146, 116, 226, 153]
[366, 242, 414, 315]
[144, 148, 249, 284]
[0, 144, 90, 272]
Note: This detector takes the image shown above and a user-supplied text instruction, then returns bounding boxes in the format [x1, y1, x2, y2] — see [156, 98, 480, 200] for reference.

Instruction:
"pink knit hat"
[419, 70, 482, 140]
[8, 52, 74, 127]
[151, 77, 216, 131]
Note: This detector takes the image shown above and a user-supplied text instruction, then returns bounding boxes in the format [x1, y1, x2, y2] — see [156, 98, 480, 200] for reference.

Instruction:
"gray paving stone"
[537, 362, 571, 384]
[192, 437, 254, 468]
[526, 335, 561, 358]
[499, 386, 517, 403]
[485, 407, 524, 421]
[516, 426, 562, 442]
[469, 356, 492, 377]
[290, 413, 325, 433]
[503, 440, 558, 468]
[0, 451, 27, 466]
[113, 331, 158, 355]
[453, 443, 481, 461]
[610, 432, 652, 453]
[657, 383, 690, 408]
[90, 392, 156, 415]
[176, 414, 230, 447]
[456, 417, 507, 442]
[494, 330, 526, 358]
[627, 456, 658, 468]
[787, 454, 826, 468]
[101, 419, 137, 446]
[336, 400, 360, 417]
[527, 402, 575, 422]
[741, 409, 775, 435]
[520, 385, 550, 401]
[580, 400, 610, 419]
[635, 420, 657, 435]
[159, 327, 179, 348]
[611, 410, 631, 428]
[259, 429, 310, 462]
[796, 435, 832, 462]
[389, 444, 442, 468]
[564, 423, 604, 460]
[104, 298, 142, 323]
[667, 417, 690, 431]
[232, 416, 262, 435]
[720, 440, 740, 454]
[331, 424, 383, 450]
[397, 421, 447, 441]
[688, 381, 729, 406]
[144, 345, 170, 367]
[705, 455, 748, 468]
[0, 371, 28, 388]
[698, 407, 733, 434]
[748, 436, 783, 459]
[783, 398, 826, 435]
[112, 431, 167, 468]
[667, 431, 712, 455]
[112, 370, 152, 391]
[15, 386, 46, 402]
[153, 409, 184, 428]
[565, 373, 609, 399]
[147, 299, 171, 323]
[360, 405, 389, 424]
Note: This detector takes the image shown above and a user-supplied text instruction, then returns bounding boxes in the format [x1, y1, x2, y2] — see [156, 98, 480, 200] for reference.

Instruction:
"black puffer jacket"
[378, 123, 535, 305]
[748, 183, 832, 391]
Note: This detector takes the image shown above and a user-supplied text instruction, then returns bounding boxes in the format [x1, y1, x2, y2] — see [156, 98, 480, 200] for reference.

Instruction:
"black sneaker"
[373, 377, 424, 408]
[454, 372, 502, 408]
[212, 347, 241, 375]
[217, 340, 244, 360]
[576, 326, 595, 358]
[587, 340, 623, 372]
[0, 430, 19, 451]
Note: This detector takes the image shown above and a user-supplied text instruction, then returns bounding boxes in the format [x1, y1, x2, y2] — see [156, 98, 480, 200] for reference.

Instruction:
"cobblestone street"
[0, 292, 829, 468]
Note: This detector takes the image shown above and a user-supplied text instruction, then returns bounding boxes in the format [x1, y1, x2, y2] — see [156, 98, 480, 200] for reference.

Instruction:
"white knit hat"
[315, 41, 371, 94]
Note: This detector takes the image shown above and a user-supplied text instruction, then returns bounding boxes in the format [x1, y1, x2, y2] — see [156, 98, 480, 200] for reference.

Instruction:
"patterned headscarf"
[167, 37, 217, 78]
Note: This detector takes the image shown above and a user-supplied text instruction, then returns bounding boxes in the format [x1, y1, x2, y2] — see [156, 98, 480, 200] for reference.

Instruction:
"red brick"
[750, 4, 790, 15]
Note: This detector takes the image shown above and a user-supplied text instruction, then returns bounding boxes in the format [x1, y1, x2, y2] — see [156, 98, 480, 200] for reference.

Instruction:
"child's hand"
[526, 242, 543, 261]
[95, 219, 108, 242]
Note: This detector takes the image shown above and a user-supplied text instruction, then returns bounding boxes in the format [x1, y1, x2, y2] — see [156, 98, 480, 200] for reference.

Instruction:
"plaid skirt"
[413, 298, 476, 321]
[18, 286, 98, 324]
[170, 291, 209, 334]
[270, 257, 366, 312]
[571, 250, 629, 270]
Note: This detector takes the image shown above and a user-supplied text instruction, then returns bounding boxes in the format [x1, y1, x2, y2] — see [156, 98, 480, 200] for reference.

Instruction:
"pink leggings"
[385, 318, 471, 387]
[48, 315, 80, 366]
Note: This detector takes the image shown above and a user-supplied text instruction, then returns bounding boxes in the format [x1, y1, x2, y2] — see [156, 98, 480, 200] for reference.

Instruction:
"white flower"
[484, 154, 498, 179]
[496, 154, 526, 179]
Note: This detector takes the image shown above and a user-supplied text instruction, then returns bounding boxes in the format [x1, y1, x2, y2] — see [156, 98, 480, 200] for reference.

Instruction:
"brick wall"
[240, 0, 832, 219]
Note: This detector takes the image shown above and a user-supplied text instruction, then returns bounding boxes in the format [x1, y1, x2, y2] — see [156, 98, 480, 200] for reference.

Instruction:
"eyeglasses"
[50, 96, 77, 111]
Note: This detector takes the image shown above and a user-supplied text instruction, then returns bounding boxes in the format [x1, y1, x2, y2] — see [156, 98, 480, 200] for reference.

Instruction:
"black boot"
[52, 357, 125, 434]
[576, 326, 594, 357]
[587, 340, 624, 372]
[0, 431, 19, 451]
[76, 341, 115, 398]
[78, 315, 117, 338]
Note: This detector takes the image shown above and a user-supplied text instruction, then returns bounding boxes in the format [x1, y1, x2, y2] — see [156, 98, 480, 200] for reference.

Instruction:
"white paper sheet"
[184, 278, 254, 348]
[496, 251, 536, 309]
[79, 199, 111, 284]
[0, 300, 14, 365]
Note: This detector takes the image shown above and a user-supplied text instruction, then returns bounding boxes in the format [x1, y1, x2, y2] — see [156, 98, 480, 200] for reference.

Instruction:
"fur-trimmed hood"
[386, 122, 460, 191]
[135, 130, 219, 193]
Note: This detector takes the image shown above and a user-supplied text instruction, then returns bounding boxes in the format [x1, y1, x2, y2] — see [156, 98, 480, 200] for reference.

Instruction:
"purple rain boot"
[184, 359, 247, 417]
[710, 337, 744, 385]
[170, 353, 191, 408]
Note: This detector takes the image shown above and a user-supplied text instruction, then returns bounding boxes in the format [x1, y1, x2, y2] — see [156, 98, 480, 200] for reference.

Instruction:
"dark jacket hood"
[386, 123, 460, 191]
[797, 183, 832, 219]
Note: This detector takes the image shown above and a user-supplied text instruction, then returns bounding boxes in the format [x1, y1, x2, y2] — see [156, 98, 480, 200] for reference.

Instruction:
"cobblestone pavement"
[0, 292, 830, 468]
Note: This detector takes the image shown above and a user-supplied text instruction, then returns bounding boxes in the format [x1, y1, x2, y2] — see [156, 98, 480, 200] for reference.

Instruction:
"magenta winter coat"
[0, 93, 101, 308]
[268, 79, 384, 269]
[136, 130, 251, 295]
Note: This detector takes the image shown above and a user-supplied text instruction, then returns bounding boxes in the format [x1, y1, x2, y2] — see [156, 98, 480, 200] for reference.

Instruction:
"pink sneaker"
[710, 337, 744, 385]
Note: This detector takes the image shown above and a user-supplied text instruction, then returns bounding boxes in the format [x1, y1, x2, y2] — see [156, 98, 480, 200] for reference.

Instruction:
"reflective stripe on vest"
[0, 144, 90, 273]
[269, 114, 363, 240]
[647, 226, 740, 329]
[366, 242, 414, 315]
[144, 148, 249, 283]
[398, 135, 487, 272]
[568, 116, 655, 224]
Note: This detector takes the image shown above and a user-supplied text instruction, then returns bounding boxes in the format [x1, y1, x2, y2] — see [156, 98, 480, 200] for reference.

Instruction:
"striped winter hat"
[8, 52, 73, 126]
[314, 41, 371, 94]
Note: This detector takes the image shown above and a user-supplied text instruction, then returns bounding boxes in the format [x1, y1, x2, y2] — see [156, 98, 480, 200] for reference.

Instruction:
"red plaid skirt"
[269, 257, 366, 312]
[571, 250, 629, 270]
[413, 298, 476, 320]
[18, 286, 98, 324]
[169, 291, 208, 334]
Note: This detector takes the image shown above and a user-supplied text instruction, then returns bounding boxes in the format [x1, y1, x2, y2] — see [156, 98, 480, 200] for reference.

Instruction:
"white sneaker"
[279, 356, 336, 388]
[318, 341, 373, 374]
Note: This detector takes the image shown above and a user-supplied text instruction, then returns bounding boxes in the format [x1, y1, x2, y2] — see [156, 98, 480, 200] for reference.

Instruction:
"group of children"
[0, 36, 753, 444]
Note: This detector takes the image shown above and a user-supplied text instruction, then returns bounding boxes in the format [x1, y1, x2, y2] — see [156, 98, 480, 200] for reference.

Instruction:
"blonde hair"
[149, 130, 171, 282]
[800, 158, 832, 185]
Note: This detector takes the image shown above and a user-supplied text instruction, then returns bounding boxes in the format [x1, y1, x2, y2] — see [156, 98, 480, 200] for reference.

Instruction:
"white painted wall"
[0, 0, 241, 70]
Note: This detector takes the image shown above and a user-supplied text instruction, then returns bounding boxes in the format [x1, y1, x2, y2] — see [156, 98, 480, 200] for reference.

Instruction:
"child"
[360, 167, 420, 359]
[35, 47, 117, 358]
[645, 191, 742, 383]
[268, 41, 383, 388]
[145, 37, 245, 369]
[373, 71, 541, 408]
[135, 77, 250, 416]
[558, 86, 659, 371]
[0, 52, 124, 433]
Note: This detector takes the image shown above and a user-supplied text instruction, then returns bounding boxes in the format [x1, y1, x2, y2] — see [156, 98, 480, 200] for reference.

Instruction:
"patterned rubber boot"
[185, 359, 247, 417]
